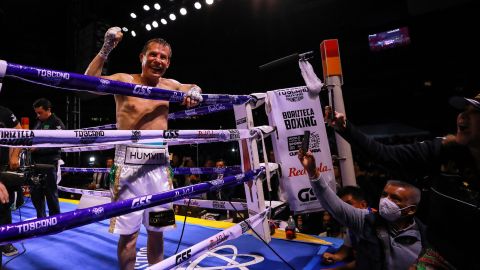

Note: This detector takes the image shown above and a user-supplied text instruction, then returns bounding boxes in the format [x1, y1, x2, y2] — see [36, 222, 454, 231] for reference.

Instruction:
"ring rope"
[147, 208, 269, 270]
[0, 168, 264, 245]
[0, 127, 271, 148]
[2, 61, 251, 105]
[60, 166, 242, 175]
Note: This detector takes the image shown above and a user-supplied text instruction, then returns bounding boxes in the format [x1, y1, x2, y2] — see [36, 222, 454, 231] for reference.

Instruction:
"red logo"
[288, 162, 330, 177]
[197, 130, 215, 138]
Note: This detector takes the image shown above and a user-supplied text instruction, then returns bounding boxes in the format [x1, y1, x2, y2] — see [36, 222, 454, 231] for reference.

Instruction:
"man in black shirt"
[30, 98, 65, 218]
[0, 106, 22, 259]
[325, 92, 480, 269]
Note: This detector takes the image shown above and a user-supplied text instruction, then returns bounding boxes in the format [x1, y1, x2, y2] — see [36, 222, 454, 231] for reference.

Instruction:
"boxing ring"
[0, 59, 340, 269]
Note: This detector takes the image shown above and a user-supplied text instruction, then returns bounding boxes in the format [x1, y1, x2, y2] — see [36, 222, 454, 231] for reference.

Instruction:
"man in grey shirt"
[298, 149, 427, 270]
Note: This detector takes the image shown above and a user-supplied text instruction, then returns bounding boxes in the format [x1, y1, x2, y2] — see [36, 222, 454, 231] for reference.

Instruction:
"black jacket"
[31, 113, 65, 164]
[338, 122, 480, 269]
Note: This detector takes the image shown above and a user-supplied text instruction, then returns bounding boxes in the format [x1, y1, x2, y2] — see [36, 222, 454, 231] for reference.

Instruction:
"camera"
[0, 164, 55, 190]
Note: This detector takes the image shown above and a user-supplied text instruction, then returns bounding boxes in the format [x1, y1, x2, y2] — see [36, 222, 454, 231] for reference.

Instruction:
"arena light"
[154, 3, 161, 10]
[143, 5, 150, 11]
[206, 0, 214, 5]
[145, 24, 152, 31]
[194, 2, 202, 9]
[169, 13, 176, 21]
[180, 7, 187, 15]
[131, 30, 136, 37]
[152, 21, 159, 28]
[161, 18, 168, 25]
[130, 12, 137, 19]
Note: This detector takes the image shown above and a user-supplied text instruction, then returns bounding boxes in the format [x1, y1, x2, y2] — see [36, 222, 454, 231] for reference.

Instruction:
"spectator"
[0, 106, 22, 258]
[91, 157, 113, 189]
[322, 186, 375, 269]
[298, 149, 427, 270]
[325, 92, 480, 269]
[30, 98, 65, 218]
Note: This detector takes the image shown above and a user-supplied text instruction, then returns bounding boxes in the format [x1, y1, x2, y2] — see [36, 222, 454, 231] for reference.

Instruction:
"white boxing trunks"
[109, 144, 175, 234]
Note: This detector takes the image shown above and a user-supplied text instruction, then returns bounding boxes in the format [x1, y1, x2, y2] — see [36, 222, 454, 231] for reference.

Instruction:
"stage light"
[131, 30, 136, 37]
[145, 24, 152, 31]
[194, 2, 202, 9]
[152, 21, 159, 28]
[154, 3, 161, 10]
[122, 27, 128, 32]
[180, 7, 187, 15]
[130, 12, 137, 19]
[206, 0, 214, 5]
[143, 5, 150, 11]
[161, 18, 168, 25]
[169, 13, 176, 21]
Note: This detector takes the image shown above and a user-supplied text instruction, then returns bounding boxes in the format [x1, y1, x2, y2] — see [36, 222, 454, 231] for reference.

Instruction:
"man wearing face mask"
[298, 150, 427, 270]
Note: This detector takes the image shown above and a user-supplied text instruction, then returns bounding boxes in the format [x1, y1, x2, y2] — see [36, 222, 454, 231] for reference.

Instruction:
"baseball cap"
[449, 93, 480, 110]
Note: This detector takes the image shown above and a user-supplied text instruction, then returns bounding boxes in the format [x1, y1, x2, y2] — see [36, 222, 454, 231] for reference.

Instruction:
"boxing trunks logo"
[149, 209, 175, 227]
[125, 146, 166, 165]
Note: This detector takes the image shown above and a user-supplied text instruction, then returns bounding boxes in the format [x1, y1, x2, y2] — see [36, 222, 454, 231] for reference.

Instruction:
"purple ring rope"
[4, 62, 251, 105]
[0, 168, 263, 245]
[0, 128, 259, 147]
[61, 167, 110, 173]
[60, 166, 242, 175]
[168, 103, 234, 120]
[82, 124, 117, 130]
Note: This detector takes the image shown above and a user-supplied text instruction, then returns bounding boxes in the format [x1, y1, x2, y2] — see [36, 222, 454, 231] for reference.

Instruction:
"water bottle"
[285, 215, 296, 240]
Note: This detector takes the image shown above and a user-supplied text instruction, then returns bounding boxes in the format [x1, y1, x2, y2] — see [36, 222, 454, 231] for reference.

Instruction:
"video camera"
[0, 164, 55, 190]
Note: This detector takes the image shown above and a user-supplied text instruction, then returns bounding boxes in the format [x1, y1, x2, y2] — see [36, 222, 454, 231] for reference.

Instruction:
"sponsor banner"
[0, 169, 263, 245]
[125, 146, 167, 165]
[266, 86, 336, 213]
[147, 208, 268, 270]
[5, 62, 251, 105]
[0, 128, 259, 148]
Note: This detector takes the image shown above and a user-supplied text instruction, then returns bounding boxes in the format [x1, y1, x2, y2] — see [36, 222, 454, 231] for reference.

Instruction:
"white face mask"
[379, 197, 414, 222]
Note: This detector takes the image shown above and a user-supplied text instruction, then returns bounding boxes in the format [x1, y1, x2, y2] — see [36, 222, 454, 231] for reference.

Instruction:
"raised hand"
[98, 26, 123, 59]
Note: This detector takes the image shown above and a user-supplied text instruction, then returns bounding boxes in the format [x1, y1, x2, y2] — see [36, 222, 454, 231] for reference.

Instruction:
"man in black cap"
[325, 92, 480, 269]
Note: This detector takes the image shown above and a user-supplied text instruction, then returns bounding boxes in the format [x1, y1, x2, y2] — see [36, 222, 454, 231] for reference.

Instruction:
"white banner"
[266, 86, 336, 213]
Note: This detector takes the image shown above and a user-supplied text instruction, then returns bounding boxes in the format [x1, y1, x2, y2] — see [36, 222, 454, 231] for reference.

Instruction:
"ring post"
[234, 101, 271, 243]
[320, 39, 356, 186]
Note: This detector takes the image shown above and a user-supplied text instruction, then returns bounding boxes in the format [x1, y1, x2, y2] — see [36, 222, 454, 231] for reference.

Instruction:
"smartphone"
[301, 130, 310, 153]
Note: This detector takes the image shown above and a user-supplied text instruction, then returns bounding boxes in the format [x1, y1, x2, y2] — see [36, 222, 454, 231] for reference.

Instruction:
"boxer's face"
[140, 42, 171, 79]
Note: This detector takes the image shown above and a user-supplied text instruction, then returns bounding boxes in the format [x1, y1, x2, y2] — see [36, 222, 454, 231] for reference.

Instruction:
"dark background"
[0, 0, 478, 165]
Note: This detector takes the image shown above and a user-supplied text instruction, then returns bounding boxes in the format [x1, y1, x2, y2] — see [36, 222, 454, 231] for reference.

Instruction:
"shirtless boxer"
[85, 27, 202, 270]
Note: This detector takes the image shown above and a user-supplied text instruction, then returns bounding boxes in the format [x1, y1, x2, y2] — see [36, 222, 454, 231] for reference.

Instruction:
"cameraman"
[30, 98, 65, 218]
[0, 105, 22, 259]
